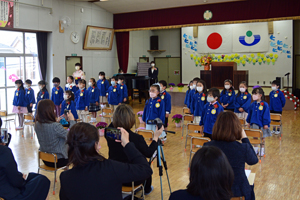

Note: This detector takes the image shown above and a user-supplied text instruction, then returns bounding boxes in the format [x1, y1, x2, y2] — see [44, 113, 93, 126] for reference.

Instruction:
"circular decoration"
[207, 32, 222, 50]
[274, 94, 278, 97]
[243, 96, 247, 99]
[246, 30, 253, 37]
[259, 106, 263, 110]
[201, 97, 205, 101]
[80, 93, 83, 96]
[155, 103, 160, 108]
[113, 89, 116, 92]
[203, 10, 213, 21]
[211, 109, 216, 114]
[161, 95, 164, 100]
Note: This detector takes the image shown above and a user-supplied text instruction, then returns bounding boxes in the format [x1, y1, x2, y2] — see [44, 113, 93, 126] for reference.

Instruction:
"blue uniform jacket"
[107, 85, 122, 105]
[184, 90, 190, 106]
[269, 90, 286, 112]
[118, 84, 128, 102]
[246, 101, 271, 127]
[65, 83, 78, 94]
[75, 88, 89, 110]
[25, 87, 36, 105]
[13, 88, 28, 107]
[190, 92, 206, 116]
[160, 90, 171, 114]
[234, 92, 252, 113]
[220, 90, 236, 109]
[200, 102, 224, 135]
[51, 86, 64, 106]
[87, 86, 100, 104]
[97, 79, 110, 97]
[60, 100, 78, 119]
[187, 89, 196, 109]
[35, 89, 49, 109]
[142, 97, 165, 123]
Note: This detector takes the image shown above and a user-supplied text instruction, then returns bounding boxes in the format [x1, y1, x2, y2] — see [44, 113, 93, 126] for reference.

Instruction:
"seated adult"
[169, 146, 234, 200]
[59, 123, 152, 200]
[0, 117, 11, 146]
[204, 111, 258, 200]
[0, 133, 50, 200]
[34, 99, 76, 168]
[105, 104, 162, 195]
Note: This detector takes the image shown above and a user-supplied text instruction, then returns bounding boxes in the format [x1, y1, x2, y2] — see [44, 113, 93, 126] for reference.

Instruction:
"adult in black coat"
[204, 111, 258, 200]
[105, 104, 163, 194]
[148, 61, 159, 85]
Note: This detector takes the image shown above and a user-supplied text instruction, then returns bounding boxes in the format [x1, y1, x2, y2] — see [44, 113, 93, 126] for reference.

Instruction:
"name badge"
[16, 92, 19, 96]
[92, 89, 94, 92]
[274, 94, 278, 98]
[80, 93, 83, 96]
[41, 95, 44, 98]
[113, 89, 116, 92]
[27, 91, 30, 94]
[161, 95, 164, 100]
[155, 103, 160, 108]
[211, 109, 216, 114]
[201, 97, 205, 101]
[121, 86, 123, 89]
[101, 81, 104, 84]
[55, 91, 58, 94]
[259, 106, 263, 110]
[243, 96, 247, 99]
[228, 93, 232, 96]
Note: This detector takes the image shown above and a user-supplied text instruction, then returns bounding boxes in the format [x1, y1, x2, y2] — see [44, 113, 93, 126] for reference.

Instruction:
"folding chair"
[122, 182, 144, 200]
[38, 151, 67, 195]
[244, 129, 265, 163]
[189, 136, 211, 168]
[231, 197, 245, 200]
[185, 123, 203, 151]
[239, 118, 246, 128]
[102, 108, 113, 124]
[182, 107, 190, 115]
[0, 110, 15, 130]
[136, 129, 154, 146]
[181, 115, 194, 139]
[270, 113, 282, 140]
[23, 114, 35, 139]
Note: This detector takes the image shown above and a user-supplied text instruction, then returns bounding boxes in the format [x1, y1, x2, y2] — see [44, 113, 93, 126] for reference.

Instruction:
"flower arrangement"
[200, 55, 213, 66]
[177, 83, 185, 88]
[169, 83, 175, 87]
[96, 122, 108, 129]
[172, 114, 183, 123]
[137, 111, 143, 117]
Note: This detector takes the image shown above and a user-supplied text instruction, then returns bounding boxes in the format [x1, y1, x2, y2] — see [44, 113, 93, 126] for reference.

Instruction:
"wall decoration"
[203, 10, 212, 21]
[83, 26, 114, 50]
[174, 70, 180, 75]
[0, 0, 14, 28]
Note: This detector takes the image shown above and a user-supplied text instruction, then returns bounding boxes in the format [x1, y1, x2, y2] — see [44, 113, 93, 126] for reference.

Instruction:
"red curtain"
[116, 32, 130, 73]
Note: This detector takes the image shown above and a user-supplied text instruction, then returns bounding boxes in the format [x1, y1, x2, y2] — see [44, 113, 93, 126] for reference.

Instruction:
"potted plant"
[200, 55, 212, 70]
[137, 111, 144, 124]
[169, 83, 175, 91]
[172, 114, 183, 128]
[96, 121, 108, 136]
[177, 83, 185, 92]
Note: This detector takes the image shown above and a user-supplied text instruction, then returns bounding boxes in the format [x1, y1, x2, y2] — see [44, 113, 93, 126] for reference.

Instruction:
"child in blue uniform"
[234, 81, 252, 120]
[190, 80, 207, 124]
[220, 79, 236, 111]
[117, 76, 128, 103]
[88, 78, 100, 123]
[269, 80, 286, 134]
[142, 84, 166, 139]
[97, 72, 110, 110]
[12, 80, 28, 129]
[184, 81, 193, 107]
[246, 87, 271, 156]
[25, 79, 35, 114]
[159, 80, 172, 135]
[107, 76, 121, 111]
[35, 81, 49, 119]
[200, 88, 224, 139]
[65, 76, 77, 94]
[75, 79, 89, 122]
[187, 78, 200, 109]
[51, 77, 64, 118]
[60, 90, 78, 120]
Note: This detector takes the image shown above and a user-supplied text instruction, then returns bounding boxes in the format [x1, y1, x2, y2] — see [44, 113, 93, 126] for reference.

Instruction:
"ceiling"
[93, 0, 243, 14]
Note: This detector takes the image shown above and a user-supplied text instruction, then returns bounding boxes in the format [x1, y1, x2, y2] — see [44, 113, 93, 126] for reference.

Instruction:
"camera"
[147, 118, 164, 129]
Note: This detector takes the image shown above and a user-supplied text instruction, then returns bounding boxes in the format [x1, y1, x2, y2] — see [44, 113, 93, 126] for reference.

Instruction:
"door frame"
[154, 56, 182, 83]
[65, 56, 83, 78]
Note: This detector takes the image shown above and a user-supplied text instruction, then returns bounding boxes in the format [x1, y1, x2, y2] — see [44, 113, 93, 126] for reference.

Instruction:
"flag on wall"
[232, 23, 269, 52]
[198, 25, 232, 53]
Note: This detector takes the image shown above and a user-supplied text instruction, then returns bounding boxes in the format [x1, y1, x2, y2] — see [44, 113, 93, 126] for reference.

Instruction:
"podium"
[200, 62, 248, 89]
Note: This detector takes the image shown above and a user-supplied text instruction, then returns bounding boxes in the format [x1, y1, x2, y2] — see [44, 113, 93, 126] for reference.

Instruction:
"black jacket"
[148, 67, 159, 80]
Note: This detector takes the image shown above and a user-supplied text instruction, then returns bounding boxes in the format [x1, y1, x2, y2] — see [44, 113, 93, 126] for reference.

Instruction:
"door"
[168, 57, 181, 85]
[156, 58, 169, 83]
[66, 57, 82, 77]
[295, 55, 300, 89]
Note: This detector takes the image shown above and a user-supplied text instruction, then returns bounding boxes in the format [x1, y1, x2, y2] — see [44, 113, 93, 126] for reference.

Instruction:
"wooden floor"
[5, 101, 300, 200]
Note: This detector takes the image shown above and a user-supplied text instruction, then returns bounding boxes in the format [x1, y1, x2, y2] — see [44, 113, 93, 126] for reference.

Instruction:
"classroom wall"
[14, 0, 117, 87]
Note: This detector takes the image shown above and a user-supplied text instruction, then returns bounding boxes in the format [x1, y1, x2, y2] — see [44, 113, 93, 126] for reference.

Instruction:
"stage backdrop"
[182, 20, 293, 87]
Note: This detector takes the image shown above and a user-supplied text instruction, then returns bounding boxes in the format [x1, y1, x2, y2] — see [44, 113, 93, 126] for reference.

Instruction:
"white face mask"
[239, 88, 246, 93]
[111, 81, 116, 86]
[225, 85, 230, 90]
[196, 87, 203, 92]
[99, 76, 103, 80]
[88, 82, 92, 86]
[24, 84, 29, 88]
[75, 66, 80, 71]
[151, 63, 155, 67]
[207, 96, 215, 103]
[39, 86, 42, 90]
[118, 80, 122, 85]
[192, 84, 196, 89]
[271, 86, 277, 91]
[63, 94, 69, 100]
[149, 92, 157, 98]
[15, 85, 18, 88]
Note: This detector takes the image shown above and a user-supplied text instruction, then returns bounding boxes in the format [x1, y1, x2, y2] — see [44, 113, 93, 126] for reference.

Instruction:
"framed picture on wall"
[83, 26, 114, 50]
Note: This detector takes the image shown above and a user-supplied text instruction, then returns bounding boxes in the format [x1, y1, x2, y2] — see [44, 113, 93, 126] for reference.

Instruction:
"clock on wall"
[71, 32, 80, 44]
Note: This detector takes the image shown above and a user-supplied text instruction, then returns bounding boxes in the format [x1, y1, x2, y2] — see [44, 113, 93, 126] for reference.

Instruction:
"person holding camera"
[105, 104, 163, 195]
[34, 99, 76, 168]
[59, 123, 152, 200]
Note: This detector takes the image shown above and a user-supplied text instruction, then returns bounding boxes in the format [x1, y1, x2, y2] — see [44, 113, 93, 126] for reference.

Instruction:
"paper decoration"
[0, 0, 14, 28]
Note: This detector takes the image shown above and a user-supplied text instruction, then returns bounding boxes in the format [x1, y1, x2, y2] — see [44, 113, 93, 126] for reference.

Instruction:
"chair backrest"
[137, 129, 154, 140]
[244, 129, 262, 138]
[270, 113, 281, 121]
[183, 115, 193, 122]
[231, 197, 245, 200]
[103, 108, 113, 114]
[24, 114, 33, 120]
[191, 137, 211, 146]
[39, 151, 58, 163]
[0, 110, 7, 117]
[183, 107, 190, 114]
[239, 118, 245, 126]
[187, 123, 202, 131]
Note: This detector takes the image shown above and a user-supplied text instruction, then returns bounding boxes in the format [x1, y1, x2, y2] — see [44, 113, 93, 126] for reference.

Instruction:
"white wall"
[127, 28, 180, 73]
[14, 0, 117, 87]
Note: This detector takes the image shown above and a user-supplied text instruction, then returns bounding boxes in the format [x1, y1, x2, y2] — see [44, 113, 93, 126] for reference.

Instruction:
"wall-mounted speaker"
[150, 36, 159, 50]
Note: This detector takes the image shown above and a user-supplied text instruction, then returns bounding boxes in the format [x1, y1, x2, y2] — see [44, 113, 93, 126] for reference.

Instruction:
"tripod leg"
[160, 145, 172, 194]
[157, 146, 164, 200]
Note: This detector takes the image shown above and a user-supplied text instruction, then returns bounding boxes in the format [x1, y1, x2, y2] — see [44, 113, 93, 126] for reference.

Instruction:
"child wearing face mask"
[269, 80, 285, 135]
[25, 79, 35, 115]
[65, 76, 77, 94]
[72, 63, 85, 87]
[200, 88, 224, 139]
[190, 80, 207, 124]
[187, 77, 201, 110]
[142, 84, 166, 138]
[107, 76, 122, 111]
[12, 79, 28, 129]
[234, 81, 252, 120]
[184, 81, 193, 107]
[35, 80, 49, 120]
[51, 77, 64, 118]
[246, 87, 271, 156]
[117, 76, 128, 103]
[75, 79, 89, 122]
[148, 61, 159, 85]
[60, 90, 78, 120]
[97, 71, 110, 111]
[220, 79, 236, 111]
[159, 80, 171, 136]
[88, 78, 100, 123]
